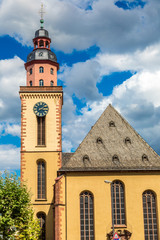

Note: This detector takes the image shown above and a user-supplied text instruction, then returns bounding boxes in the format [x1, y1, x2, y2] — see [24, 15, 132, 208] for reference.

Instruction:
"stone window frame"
[112, 180, 126, 227]
[39, 66, 44, 73]
[37, 211, 46, 240]
[37, 159, 46, 200]
[143, 190, 158, 240]
[39, 79, 44, 86]
[80, 191, 94, 240]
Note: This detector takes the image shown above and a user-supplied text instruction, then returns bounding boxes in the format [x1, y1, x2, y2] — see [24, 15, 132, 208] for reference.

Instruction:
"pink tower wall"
[26, 63, 57, 86]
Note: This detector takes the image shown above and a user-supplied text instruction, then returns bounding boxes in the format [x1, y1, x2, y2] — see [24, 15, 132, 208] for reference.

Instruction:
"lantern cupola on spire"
[25, 4, 59, 87]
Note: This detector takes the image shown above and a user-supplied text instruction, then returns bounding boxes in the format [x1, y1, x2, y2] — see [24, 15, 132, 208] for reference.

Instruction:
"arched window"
[39, 40, 44, 47]
[37, 116, 45, 145]
[50, 68, 54, 75]
[112, 155, 119, 164]
[39, 79, 44, 86]
[112, 181, 126, 225]
[29, 68, 32, 75]
[39, 67, 44, 73]
[143, 190, 158, 239]
[80, 191, 94, 240]
[37, 212, 46, 240]
[109, 121, 115, 127]
[29, 81, 32, 86]
[37, 160, 46, 199]
[35, 41, 38, 48]
[50, 81, 54, 86]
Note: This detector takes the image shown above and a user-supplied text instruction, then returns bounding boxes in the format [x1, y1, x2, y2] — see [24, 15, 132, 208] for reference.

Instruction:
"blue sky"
[1, 0, 160, 175]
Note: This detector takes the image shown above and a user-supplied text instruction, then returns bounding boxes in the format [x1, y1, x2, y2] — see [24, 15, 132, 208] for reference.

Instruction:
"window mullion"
[150, 194, 154, 239]
[146, 195, 150, 240]
[88, 194, 90, 240]
[119, 184, 122, 224]
[83, 194, 86, 240]
[114, 183, 117, 225]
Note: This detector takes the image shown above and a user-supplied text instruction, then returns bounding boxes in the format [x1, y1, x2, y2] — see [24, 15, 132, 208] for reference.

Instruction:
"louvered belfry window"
[112, 181, 126, 225]
[143, 191, 158, 240]
[37, 212, 46, 240]
[37, 160, 46, 199]
[80, 191, 94, 240]
[37, 116, 45, 145]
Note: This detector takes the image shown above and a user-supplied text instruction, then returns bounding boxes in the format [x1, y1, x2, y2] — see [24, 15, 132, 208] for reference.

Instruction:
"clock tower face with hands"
[19, 20, 63, 240]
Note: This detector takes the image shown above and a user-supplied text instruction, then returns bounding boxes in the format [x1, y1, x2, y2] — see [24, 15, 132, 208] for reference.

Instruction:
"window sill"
[113, 225, 127, 228]
[35, 199, 47, 202]
[35, 145, 46, 147]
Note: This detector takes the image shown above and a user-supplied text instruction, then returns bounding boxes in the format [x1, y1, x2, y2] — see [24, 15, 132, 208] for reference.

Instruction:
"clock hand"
[39, 107, 44, 110]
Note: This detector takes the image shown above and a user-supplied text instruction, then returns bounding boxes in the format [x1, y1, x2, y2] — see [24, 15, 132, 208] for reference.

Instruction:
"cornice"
[19, 92, 63, 100]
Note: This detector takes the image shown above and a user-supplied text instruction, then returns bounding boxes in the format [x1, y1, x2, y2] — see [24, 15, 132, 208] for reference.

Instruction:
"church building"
[19, 18, 160, 240]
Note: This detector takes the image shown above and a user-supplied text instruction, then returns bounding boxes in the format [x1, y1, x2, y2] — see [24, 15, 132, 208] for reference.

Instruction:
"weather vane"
[39, 3, 45, 29]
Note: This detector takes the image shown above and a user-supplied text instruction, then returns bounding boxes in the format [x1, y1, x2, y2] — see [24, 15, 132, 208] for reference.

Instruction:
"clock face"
[33, 102, 49, 117]
[39, 52, 43, 56]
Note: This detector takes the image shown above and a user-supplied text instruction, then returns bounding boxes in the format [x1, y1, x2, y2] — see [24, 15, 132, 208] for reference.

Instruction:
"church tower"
[19, 13, 63, 240]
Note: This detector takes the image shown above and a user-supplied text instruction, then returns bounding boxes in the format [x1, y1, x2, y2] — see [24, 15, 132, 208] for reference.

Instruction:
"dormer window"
[96, 137, 103, 144]
[125, 137, 131, 144]
[50, 81, 54, 86]
[112, 154, 119, 163]
[83, 155, 90, 162]
[83, 155, 90, 167]
[50, 68, 54, 75]
[109, 121, 115, 127]
[39, 79, 44, 86]
[39, 66, 44, 73]
[29, 68, 32, 75]
[142, 154, 149, 162]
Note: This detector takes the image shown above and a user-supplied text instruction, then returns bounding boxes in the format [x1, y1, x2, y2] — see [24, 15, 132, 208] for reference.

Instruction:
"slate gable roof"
[60, 104, 160, 172]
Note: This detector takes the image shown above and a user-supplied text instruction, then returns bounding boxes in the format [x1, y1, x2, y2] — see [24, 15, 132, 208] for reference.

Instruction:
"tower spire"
[39, 3, 45, 29]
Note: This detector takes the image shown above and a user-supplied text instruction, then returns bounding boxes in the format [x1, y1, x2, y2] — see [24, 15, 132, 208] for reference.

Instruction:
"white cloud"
[60, 60, 102, 102]
[0, 56, 25, 121]
[0, 0, 160, 53]
[0, 145, 20, 171]
[5, 123, 21, 136]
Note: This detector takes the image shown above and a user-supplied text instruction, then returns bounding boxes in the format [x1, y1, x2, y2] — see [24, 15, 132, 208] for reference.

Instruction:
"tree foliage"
[0, 172, 40, 239]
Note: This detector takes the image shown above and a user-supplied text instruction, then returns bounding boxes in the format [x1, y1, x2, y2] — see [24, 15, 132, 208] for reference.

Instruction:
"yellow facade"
[20, 88, 62, 240]
[64, 172, 160, 240]
[20, 92, 62, 152]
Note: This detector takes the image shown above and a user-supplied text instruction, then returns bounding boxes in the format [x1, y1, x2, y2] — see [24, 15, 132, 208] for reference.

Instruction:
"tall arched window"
[37, 160, 46, 199]
[112, 180, 126, 225]
[50, 81, 54, 86]
[37, 212, 46, 240]
[39, 40, 44, 47]
[143, 190, 158, 240]
[39, 67, 44, 73]
[80, 191, 94, 240]
[37, 116, 45, 145]
[39, 79, 44, 86]
[50, 68, 54, 74]
[29, 81, 32, 86]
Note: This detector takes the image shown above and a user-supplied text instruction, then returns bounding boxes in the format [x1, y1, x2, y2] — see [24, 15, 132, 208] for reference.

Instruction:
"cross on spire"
[39, 3, 45, 28]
